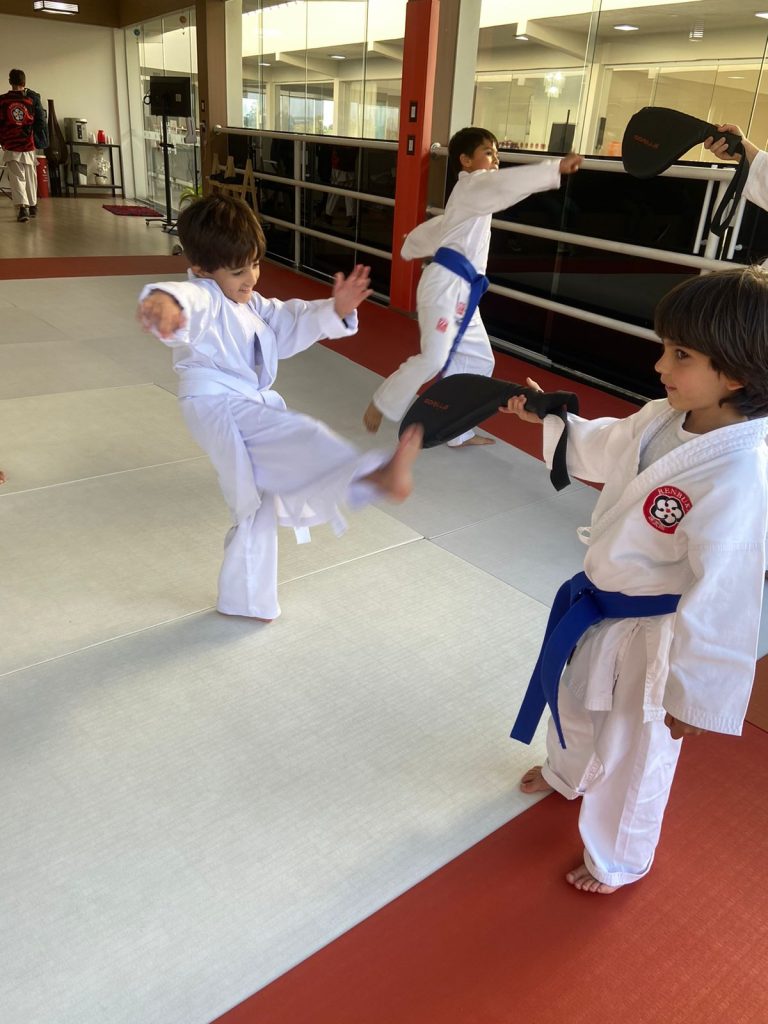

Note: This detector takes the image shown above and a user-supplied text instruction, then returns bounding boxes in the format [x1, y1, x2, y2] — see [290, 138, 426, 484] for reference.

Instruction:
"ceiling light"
[259, 62, 271, 67]
[515, 34, 529, 40]
[543, 71, 565, 98]
[33, 0, 79, 12]
[613, 24, 638, 31]
[689, 24, 704, 39]
[329, 54, 346, 60]
[728, 75, 745, 79]
[756, 11, 768, 17]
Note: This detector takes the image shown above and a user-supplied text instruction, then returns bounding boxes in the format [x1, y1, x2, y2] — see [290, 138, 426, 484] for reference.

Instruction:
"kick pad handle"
[515, 386, 579, 492]
[707, 127, 741, 157]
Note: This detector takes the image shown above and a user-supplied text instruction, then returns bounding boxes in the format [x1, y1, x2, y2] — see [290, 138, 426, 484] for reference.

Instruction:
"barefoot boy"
[139, 194, 420, 622]
[505, 266, 768, 893]
[364, 126, 581, 447]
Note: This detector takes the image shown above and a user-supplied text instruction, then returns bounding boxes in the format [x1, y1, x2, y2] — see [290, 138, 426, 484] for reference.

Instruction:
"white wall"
[0, 13, 120, 142]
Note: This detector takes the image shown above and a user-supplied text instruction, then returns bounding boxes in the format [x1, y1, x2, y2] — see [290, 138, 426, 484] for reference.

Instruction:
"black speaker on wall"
[148, 76, 192, 118]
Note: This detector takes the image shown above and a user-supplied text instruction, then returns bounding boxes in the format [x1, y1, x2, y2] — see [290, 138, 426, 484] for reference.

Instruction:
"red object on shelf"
[97, 129, 106, 144]
[36, 156, 50, 198]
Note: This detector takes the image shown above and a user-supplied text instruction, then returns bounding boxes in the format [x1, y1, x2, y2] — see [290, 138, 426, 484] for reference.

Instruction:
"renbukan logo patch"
[643, 486, 692, 533]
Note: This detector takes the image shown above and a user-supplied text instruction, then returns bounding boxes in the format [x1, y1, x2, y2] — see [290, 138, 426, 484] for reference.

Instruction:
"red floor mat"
[102, 204, 163, 216]
[213, 724, 768, 1024]
[0, 254, 185, 279]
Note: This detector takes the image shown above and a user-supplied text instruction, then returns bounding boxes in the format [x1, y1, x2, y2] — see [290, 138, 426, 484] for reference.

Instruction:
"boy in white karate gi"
[363, 126, 582, 446]
[504, 265, 768, 893]
[138, 194, 421, 622]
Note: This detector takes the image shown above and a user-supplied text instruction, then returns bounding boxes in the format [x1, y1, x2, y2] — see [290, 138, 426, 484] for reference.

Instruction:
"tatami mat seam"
[0, 456, 209, 497]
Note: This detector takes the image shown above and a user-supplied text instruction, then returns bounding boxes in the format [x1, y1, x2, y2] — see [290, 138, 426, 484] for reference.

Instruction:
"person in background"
[0, 69, 43, 222]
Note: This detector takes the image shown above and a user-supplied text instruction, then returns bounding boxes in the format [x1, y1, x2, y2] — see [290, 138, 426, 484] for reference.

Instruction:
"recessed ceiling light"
[689, 24, 704, 39]
[329, 54, 346, 60]
[756, 11, 768, 17]
[259, 62, 271, 67]
[613, 24, 639, 31]
[728, 75, 745, 79]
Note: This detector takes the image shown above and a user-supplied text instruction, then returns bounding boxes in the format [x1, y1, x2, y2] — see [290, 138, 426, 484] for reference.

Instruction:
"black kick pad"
[622, 106, 745, 236]
[399, 373, 579, 490]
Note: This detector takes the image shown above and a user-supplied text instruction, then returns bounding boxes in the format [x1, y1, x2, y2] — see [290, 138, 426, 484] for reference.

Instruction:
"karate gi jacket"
[140, 275, 358, 523]
[542, 400, 768, 735]
[401, 160, 562, 274]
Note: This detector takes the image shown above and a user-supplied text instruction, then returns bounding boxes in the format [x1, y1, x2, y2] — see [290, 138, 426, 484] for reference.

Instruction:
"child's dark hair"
[175, 194, 266, 272]
[447, 126, 499, 177]
[9, 69, 25, 87]
[654, 265, 768, 418]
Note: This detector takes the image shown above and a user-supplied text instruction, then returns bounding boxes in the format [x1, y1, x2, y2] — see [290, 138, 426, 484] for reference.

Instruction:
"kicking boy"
[138, 194, 420, 622]
[504, 265, 768, 893]
[363, 126, 582, 446]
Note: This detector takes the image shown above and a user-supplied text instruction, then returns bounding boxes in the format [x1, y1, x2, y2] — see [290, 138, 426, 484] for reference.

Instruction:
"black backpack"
[28, 89, 48, 149]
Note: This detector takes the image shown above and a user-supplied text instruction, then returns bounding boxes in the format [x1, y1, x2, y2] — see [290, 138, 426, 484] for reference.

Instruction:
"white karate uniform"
[140, 275, 387, 620]
[372, 161, 562, 444]
[537, 400, 768, 886]
[2, 149, 36, 208]
[743, 148, 768, 212]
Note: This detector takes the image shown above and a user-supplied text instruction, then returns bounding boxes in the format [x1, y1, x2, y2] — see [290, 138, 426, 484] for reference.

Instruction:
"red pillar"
[389, 0, 441, 313]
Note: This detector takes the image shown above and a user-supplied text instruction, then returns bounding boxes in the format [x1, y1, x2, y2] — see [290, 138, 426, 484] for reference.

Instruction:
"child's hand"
[333, 264, 373, 319]
[499, 377, 545, 424]
[559, 153, 583, 175]
[703, 124, 743, 161]
[664, 713, 706, 740]
[703, 123, 759, 164]
[138, 291, 185, 339]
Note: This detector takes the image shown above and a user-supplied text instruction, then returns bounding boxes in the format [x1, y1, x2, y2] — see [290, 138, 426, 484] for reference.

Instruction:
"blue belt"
[511, 571, 680, 749]
[432, 246, 489, 377]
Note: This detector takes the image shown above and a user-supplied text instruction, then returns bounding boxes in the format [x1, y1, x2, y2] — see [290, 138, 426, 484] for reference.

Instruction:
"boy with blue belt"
[504, 266, 768, 893]
[363, 126, 581, 445]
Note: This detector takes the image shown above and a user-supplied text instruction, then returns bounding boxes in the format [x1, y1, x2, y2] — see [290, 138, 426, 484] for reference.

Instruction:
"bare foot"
[565, 863, 618, 894]
[0, 470, 5, 484]
[363, 401, 383, 433]
[519, 765, 554, 794]
[364, 424, 422, 502]
[448, 434, 495, 447]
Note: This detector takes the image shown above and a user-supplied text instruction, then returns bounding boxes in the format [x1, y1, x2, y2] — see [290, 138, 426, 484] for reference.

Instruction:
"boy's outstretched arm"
[138, 290, 185, 340]
[332, 264, 373, 319]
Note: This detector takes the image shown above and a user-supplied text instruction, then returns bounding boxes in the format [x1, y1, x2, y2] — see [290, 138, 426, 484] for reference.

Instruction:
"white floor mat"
[0, 541, 550, 1024]
[1, 458, 419, 676]
[0, 385, 199, 493]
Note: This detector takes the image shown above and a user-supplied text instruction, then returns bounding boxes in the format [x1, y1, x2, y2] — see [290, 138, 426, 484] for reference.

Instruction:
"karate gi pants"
[541, 625, 682, 888]
[372, 269, 494, 446]
[181, 394, 384, 620]
[4, 154, 37, 208]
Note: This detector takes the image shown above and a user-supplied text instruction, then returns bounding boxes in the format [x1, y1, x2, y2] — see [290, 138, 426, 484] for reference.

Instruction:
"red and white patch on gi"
[455, 301, 467, 317]
[643, 486, 692, 534]
[436, 317, 449, 333]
